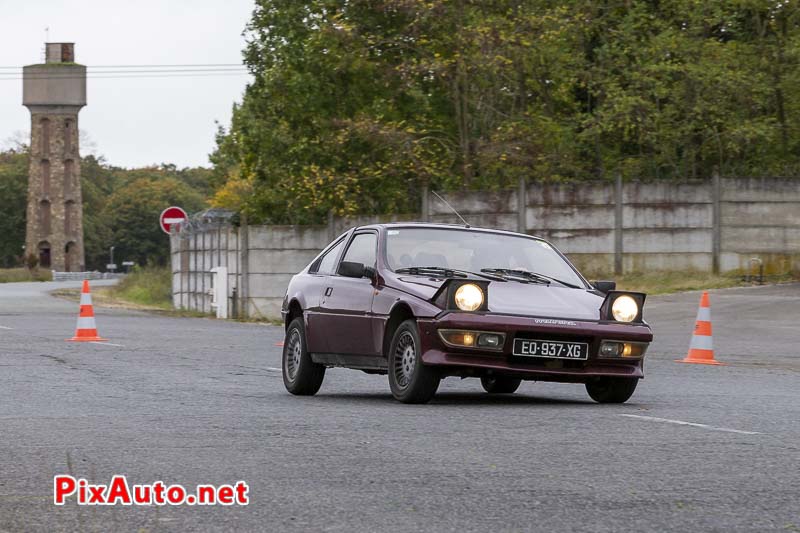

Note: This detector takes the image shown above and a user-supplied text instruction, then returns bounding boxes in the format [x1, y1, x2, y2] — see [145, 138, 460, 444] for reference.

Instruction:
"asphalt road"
[0, 280, 798, 532]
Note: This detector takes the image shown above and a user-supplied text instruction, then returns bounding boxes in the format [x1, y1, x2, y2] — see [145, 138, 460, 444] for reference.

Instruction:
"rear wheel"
[388, 320, 440, 404]
[282, 317, 325, 395]
[585, 377, 638, 404]
[480, 376, 522, 394]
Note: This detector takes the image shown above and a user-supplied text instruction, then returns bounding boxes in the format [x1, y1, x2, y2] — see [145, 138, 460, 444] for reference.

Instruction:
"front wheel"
[480, 376, 522, 394]
[585, 377, 638, 404]
[282, 317, 325, 395]
[388, 320, 440, 404]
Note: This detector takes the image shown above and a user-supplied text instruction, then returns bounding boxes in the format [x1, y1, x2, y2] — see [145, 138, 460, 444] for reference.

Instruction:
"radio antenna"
[431, 190, 470, 227]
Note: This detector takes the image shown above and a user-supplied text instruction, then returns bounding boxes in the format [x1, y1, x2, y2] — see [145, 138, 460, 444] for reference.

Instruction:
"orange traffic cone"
[677, 291, 722, 365]
[67, 280, 107, 342]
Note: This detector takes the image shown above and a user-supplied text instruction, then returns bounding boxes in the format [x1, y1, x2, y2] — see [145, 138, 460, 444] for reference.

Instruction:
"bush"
[24, 253, 39, 270]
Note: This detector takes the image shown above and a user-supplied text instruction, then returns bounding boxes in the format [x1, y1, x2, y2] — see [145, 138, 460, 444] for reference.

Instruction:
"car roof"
[354, 221, 543, 240]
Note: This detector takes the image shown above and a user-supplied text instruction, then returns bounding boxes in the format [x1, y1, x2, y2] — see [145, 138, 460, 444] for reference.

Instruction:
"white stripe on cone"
[76, 316, 98, 330]
[689, 335, 713, 350]
[696, 307, 710, 321]
[79, 293, 93, 306]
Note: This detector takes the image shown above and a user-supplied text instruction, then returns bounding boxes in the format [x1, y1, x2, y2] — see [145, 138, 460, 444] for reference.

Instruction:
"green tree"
[211, 0, 456, 223]
[0, 149, 29, 267]
[101, 177, 206, 267]
[82, 155, 117, 270]
[212, 0, 800, 224]
[82, 159, 212, 270]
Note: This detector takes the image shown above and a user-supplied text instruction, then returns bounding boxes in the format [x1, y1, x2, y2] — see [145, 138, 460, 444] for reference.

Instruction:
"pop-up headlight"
[600, 291, 646, 323]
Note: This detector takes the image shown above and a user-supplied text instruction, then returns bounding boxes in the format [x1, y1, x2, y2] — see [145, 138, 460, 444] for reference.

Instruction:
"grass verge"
[0, 268, 52, 283]
[106, 266, 173, 309]
[608, 270, 799, 295]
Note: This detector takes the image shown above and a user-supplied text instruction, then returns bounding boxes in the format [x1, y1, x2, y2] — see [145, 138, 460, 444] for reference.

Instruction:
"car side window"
[314, 239, 346, 275]
[342, 233, 377, 267]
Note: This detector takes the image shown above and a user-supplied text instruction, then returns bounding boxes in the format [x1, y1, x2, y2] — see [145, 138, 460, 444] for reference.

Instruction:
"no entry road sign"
[159, 206, 188, 234]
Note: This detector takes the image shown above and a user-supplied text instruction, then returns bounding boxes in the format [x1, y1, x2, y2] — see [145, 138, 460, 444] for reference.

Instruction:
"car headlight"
[611, 295, 639, 322]
[454, 283, 484, 312]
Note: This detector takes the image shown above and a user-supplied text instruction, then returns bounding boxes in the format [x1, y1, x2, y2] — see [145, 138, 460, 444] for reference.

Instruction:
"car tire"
[585, 377, 638, 404]
[282, 317, 325, 395]
[480, 376, 522, 394]
[388, 319, 440, 404]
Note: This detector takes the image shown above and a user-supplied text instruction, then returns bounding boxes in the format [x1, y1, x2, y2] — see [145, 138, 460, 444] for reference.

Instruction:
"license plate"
[513, 339, 588, 360]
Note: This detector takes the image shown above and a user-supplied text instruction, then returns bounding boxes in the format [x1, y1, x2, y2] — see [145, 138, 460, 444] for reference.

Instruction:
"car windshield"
[385, 227, 586, 288]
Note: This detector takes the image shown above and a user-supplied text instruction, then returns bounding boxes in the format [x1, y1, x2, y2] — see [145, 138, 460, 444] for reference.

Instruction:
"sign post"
[159, 206, 188, 235]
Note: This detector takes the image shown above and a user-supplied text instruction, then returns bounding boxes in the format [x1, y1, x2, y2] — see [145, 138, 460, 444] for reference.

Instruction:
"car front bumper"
[417, 312, 653, 382]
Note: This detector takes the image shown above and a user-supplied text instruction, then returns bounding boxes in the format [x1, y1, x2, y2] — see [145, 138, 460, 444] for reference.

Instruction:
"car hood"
[393, 276, 604, 321]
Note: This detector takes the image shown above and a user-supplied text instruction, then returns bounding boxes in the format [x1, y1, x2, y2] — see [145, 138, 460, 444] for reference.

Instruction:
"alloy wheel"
[285, 328, 302, 381]
[393, 331, 416, 388]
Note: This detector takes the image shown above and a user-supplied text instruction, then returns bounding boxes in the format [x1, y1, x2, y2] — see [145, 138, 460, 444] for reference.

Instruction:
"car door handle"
[324, 287, 333, 297]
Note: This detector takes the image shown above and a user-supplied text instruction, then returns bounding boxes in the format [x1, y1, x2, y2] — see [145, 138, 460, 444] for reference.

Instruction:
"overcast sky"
[0, 0, 255, 168]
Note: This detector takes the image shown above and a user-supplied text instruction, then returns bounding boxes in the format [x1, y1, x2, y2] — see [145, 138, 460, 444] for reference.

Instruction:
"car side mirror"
[338, 261, 375, 279]
[592, 280, 617, 293]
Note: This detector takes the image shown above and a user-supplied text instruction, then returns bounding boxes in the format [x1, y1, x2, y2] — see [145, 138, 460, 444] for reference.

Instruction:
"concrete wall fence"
[171, 177, 800, 320]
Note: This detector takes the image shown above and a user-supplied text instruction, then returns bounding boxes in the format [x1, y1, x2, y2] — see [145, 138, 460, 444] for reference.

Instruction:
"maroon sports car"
[280, 223, 652, 404]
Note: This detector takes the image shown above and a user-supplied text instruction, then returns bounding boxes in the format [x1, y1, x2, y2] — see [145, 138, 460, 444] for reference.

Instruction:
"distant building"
[22, 42, 86, 271]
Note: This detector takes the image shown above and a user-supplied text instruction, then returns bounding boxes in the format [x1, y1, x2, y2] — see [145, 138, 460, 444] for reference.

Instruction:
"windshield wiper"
[528, 271, 583, 289]
[480, 268, 549, 285]
[396, 266, 466, 278]
[395, 266, 504, 281]
[480, 268, 582, 289]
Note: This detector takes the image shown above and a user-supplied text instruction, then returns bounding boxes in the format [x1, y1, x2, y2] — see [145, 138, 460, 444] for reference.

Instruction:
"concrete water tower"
[23, 43, 86, 272]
